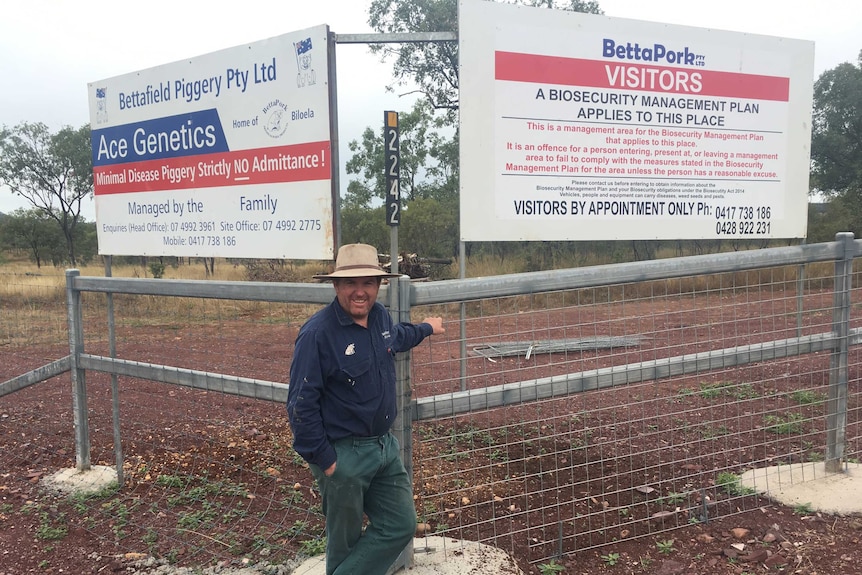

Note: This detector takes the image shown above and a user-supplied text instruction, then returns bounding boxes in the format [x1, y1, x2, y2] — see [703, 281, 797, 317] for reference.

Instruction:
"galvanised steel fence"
[2, 233, 861, 571]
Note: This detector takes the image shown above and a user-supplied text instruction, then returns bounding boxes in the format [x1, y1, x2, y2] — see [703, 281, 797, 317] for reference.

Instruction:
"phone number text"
[714, 206, 772, 236]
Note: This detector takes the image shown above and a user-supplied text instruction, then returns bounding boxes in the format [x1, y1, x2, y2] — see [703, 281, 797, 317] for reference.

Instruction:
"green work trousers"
[310, 433, 417, 575]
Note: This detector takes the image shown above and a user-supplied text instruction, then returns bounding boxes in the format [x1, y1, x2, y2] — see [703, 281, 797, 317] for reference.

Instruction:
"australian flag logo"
[95, 87, 108, 124]
[295, 38, 312, 55]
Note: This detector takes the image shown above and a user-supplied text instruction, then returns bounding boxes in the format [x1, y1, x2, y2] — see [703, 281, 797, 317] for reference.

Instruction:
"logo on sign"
[262, 99, 289, 138]
[293, 37, 317, 88]
[95, 87, 109, 125]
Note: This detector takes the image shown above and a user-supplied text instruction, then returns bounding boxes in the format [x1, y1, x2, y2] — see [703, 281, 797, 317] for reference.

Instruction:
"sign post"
[385, 111, 401, 275]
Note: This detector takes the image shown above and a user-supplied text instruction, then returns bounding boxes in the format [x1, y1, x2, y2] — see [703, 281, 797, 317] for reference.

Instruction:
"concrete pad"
[40, 465, 118, 496]
[739, 462, 862, 514]
[290, 536, 525, 574]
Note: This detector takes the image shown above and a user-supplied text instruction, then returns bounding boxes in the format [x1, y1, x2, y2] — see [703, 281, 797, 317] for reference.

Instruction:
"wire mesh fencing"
[408, 266, 858, 565]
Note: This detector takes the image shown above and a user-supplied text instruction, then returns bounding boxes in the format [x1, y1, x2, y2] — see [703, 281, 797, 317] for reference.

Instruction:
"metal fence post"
[797, 239, 806, 338]
[459, 241, 468, 391]
[66, 269, 90, 471]
[394, 274, 414, 474]
[389, 274, 414, 573]
[826, 232, 853, 472]
[105, 256, 124, 485]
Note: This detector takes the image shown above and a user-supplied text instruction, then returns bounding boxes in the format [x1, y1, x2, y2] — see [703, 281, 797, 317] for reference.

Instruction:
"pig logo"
[294, 37, 316, 88]
[262, 99, 289, 138]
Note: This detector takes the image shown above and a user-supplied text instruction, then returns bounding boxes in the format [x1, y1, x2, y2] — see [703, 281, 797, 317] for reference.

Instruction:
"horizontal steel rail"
[334, 32, 457, 44]
[0, 356, 71, 398]
[410, 240, 846, 306]
[68, 328, 862, 424]
[413, 329, 862, 420]
[70, 276, 336, 304]
[77, 354, 289, 403]
[66, 240, 848, 307]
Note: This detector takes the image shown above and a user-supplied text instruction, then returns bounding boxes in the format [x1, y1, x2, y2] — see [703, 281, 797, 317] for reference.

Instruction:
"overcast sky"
[1, 0, 858, 217]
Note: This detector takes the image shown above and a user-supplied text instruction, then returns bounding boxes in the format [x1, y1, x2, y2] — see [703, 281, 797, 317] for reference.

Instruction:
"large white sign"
[88, 26, 335, 259]
[459, 0, 814, 241]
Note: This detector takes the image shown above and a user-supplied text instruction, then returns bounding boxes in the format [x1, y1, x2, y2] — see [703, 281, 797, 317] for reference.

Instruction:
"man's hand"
[324, 462, 336, 476]
[423, 317, 445, 335]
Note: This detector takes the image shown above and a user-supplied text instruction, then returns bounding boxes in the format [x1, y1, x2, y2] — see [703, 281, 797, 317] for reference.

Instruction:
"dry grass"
[0, 258, 331, 298]
[0, 258, 322, 348]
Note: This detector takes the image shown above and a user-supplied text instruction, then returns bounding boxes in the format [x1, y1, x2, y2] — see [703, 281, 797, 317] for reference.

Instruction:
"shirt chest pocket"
[333, 358, 377, 399]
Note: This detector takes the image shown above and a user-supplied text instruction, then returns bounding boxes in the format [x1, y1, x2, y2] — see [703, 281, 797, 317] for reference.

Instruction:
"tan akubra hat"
[313, 243, 399, 279]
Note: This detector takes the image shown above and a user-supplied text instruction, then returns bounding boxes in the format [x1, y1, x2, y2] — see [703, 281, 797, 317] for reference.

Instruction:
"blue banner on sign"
[91, 109, 229, 167]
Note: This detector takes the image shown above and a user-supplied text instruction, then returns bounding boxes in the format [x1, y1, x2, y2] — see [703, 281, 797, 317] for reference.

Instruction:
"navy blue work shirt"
[287, 298, 433, 471]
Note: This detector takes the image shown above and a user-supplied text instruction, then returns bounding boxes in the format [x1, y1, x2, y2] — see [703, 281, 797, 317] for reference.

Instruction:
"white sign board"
[459, 0, 814, 241]
[88, 25, 335, 259]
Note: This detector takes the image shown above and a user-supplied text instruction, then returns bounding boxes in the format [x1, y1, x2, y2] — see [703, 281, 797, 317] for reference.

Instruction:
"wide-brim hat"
[313, 243, 399, 279]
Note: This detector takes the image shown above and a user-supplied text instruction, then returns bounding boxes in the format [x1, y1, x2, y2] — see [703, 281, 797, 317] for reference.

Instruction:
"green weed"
[601, 552, 621, 566]
[299, 537, 326, 556]
[764, 413, 805, 434]
[143, 528, 158, 549]
[662, 492, 686, 505]
[155, 474, 187, 489]
[789, 390, 826, 405]
[176, 502, 219, 530]
[697, 382, 728, 399]
[36, 511, 68, 540]
[538, 559, 565, 574]
[716, 471, 756, 496]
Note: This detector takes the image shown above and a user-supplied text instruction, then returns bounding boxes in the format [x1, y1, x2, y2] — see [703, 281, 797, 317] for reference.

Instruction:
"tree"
[0, 122, 93, 265]
[345, 99, 454, 208]
[340, 204, 390, 248]
[400, 196, 458, 257]
[0, 209, 98, 267]
[810, 51, 862, 231]
[344, 99, 460, 255]
[0, 208, 64, 267]
[368, 0, 459, 111]
[806, 200, 851, 242]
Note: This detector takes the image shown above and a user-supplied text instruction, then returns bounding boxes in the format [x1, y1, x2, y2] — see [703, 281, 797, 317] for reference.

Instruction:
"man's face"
[334, 276, 381, 324]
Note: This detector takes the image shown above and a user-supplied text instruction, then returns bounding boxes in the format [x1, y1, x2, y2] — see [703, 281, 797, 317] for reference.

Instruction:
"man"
[287, 243, 444, 575]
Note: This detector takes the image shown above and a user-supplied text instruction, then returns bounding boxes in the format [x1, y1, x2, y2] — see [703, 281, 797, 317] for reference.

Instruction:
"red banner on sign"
[495, 51, 790, 102]
[94, 140, 331, 195]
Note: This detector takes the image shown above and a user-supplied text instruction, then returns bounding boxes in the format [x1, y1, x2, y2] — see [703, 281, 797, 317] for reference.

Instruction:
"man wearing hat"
[287, 243, 444, 575]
